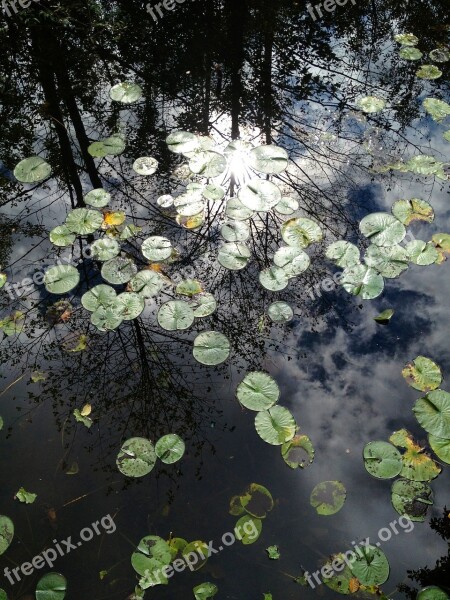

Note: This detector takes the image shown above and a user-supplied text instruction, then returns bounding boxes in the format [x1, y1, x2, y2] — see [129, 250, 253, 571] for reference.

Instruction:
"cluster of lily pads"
[228, 482, 274, 546]
[394, 32, 448, 79]
[116, 434, 185, 478]
[326, 199, 448, 300]
[363, 356, 450, 522]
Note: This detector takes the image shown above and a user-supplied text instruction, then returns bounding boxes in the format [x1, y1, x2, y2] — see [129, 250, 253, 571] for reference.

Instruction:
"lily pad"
[158, 300, 194, 331]
[238, 179, 282, 212]
[166, 131, 199, 154]
[402, 356, 442, 392]
[91, 238, 121, 261]
[202, 184, 225, 202]
[191, 293, 217, 317]
[155, 434, 185, 464]
[326, 241, 360, 268]
[193, 331, 230, 365]
[101, 257, 137, 285]
[226, 197, 255, 221]
[350, 545, 389, 586]
[129, 270, 165, 298]
[255, 406, 296, 445]
[65, 208, 103, 235]
[248, 145, 289, 174]
[49, 226, 76, 248]
[363, 441, 403, 479]
[189, 151, 227, 178]
[413, 389, 450, 438]
[360, 212, 406, 247]
[81, 285, 117, 312]
[389, 429, 441, 482]
[84, 188, 111, 208]
[374, 309, 395, 323]
[423, 97, 450, 123]
[15, 487, 37, 504]
[394, 33, 419, 46]
[416, 65, 442, 80]
[176, 279, 203, 297]
[274, 197, 299, 215]
[114, 292, 145, 320]
[133, 157, 158, 176]
[218, 242, 251, 270]
[429, 49, 450, 63]
[116, 437, 157, 478]
[357, 96, 386, 113]
[340, 264, 384, 299]
[428, 434, 450, 464]
[273, 246, 310, 277]
[110, 82, 143, 103]
[399, 47, 423, 60]
[406, 240, 439, 266]
[391, 478, 433, 521]
[310, 481, 346, 516]
[221, 220, 250, 242]
[240, 483, 274, 518]
[44, 265, 80, 294]
[268, 301, 294, 323]
[235, 515, 262, 545]
[0, 516, 14, 555]
[281, 217, 323, 248]
[417, 588, 450, 600]
[14, 156, 51, 183]
[391, 198, 434, 225]
[131, 535, 172, 584]
[259, 266, 289, 291]
[281, 434, 315, 469]
[364, 244, 409, 278]
[237, 371, 280, 411]
[142, 236, 172, 261]
[193, 583, 218, 600]
[91, 306, 123, 331]
[266, 545, 280, 560]
[88, 134, 126, 158]
[35, 573, 67, 600]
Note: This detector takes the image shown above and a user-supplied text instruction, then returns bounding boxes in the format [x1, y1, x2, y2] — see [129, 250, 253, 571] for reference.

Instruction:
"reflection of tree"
[398, 507, 450, 597]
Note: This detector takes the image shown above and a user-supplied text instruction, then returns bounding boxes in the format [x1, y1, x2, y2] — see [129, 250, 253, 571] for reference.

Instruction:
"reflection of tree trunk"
[261, 18, 274, 144]
[229, 0, 246, 140]
[30, 30, 84, 207]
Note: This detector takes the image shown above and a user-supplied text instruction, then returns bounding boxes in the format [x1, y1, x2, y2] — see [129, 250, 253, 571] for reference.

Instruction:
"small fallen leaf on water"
[15, 487, 37, 504]
[266, 545, 280, 560]
[80, 403, 92, 417]
[374, 309, 394, 324]
[263, 594, 273, 600]
[349, 578, 361, 593]
[65, 462, 79, 475]
[99, 570, 108, 580]
[31, 371, 47, 383]
[73, 409, 93, 429]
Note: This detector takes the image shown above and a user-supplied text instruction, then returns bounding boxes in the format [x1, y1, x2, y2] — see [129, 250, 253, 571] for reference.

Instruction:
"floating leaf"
[391, 478, 433, 521]
[35, 573, 67, 600]
[229, 495, 245, 516]
[326, 241, 360, 268]
[218, 242, 251, 270]
[221, 220, 250, 242]
[91, 238, 121, 261]
[129, 270, 164, 298]
[91, 306, 123, 331]
[88, 134, 126, 158]
[374, 309, 394, 323]
[15, 487, 37, 504]
[176, 279, 203, 297]
[202, 184, 225, 201]
[429, 49, 450, 62]
[193, 331, 230, 365]
[44, 265, 80, 295]
[142, 236, 172, 261]
[274, 196, 299, 215]
[189, 151, 226, 178]
[259, 266, 289, 291]
[394, 33, 419, 46]
[193, 583, 218, 600]
[281, 434, 315, 469]
[323, 555, 354, 594]
[131, 535, 172, 585]
[0, 311, 25, 336]
[191, 293, 217, 317]
[240, 483, 274, 518]
[117, 438, 157, 478]
[235, 515, 262, 545]
[14, 156, 51, 183]
[65, 208, 103, 235]
[102, 211, 126, 228]
[364, 244, 409, 278]
[226, 197, 255, 221]
[281, 217, 323, 248]
[0, 274, 6, 289]
[73, 408, 93, 429]
[82, 285, 117, 312]
[432, 232, 450, 263]
[416, 65, 442, 80]
[181, 541, 209, 571]
[166, 131, 199, 154]
[110, 82, 143, 103]
[273, 246, 310, 277]
[406, 240, 439, 266]
[155, 434, 185, 464]
[406, 155, 447, 178]
[248, 145, 289, 174]
[114, 292, 145, 321]
[158, 300, 194, 331]
[101, 257, 137, 285]
[237, 372, 280, 411]
[389, 429, 441, 481]
[428, 434, 450, 465]
[423, 98, 450, 123]
[357, 96, 386, 113]
[49, 226, 76, 248]
[399, 47, 423, 60]
[84, 188, 111, 208]
[417, 587, 450, 600]
[363, 441, 402, 479]
[350, 545, 389, 586]
[255, 406, 296, 446]
[413, 390, 450, 438]
[238, 178, 281, 212]
[391, 198, 434, 225]
[133, 157, 158, 176]
[0, 516, 14, 556]
[360, 212, 406, 247]
[174, 191, 205, 217]
[266, 545, 280, 560]
[268, 301, 294, 323]
[310, 481, 346, 516]
[340, 265, 384, 300]
[402, 356, 442, 392]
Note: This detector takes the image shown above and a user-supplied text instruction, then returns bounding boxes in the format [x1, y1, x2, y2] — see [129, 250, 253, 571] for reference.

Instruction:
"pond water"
[0, 1, 449, 599]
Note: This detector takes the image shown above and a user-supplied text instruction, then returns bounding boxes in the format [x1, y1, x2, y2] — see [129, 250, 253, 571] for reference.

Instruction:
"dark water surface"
[0, 1, 449, 599]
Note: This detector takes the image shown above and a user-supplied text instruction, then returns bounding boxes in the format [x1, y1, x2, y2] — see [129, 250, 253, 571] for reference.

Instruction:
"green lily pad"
[44, 265, 80, 294]
[82, 285, 117, 312]
[406, 240, 439, 266]
[255, 405, 296, 446]
[116, 437, 157, 478]
[259, 266, 289, 291]
[235, 515, 262, 545]
[389, 429, 441, 482]
[268, 301, 294, 323]
[394, 33, 419, 46]
[363, 441, 403, 479]
[364, 244, 409, 278]
[0, 274, 6, 289]
[176, 279, 203, 297]
[142, 236, 172, 261]
[226, 197, 255, 221]
[88, 134, 126, 158]
[14, 156, 51, 183]
[155, 434, 185, 464]
[418, 589, 449, 600]
[326, 241, 360, 268]
[360, 212, 406, 246]
[91, 238, 121, 261]
[15, 487, 37, 504]
[237, 372, 280, 411]
[65, 208, 103, 235]
[129, 270, 165, 298]
[402, 356, 442, 392]
[281, 217, 323, 248]
[273, 246, 310, 277]
[238, 178, 282, 212]
[428, 434, 450, 464]
[423, 97, 450, 123]
[310, 481, 346, 516]
[416, 65, 442, 79]
[131, 535, 171, 584]
[91, 306, 123, 331]
[49, 226, 76, 248]
[391, 198, 434, 225]
[248, 145, 289, 174]
[281, 434, 315, 469]
[221, 220, 250, 242]
[101, 257, 137, 285]
[374, 309, 394, 323]
[133, 157, 158, 175]
[240, 483, 274, 518]
[274, 197, 299, 215]
[391, 478, 433, 521]
[174, 191, 205, 217]
[202, 184, 225, 201]
[323, 555, 354, 594]
[193, 331, 230, 365]
[413, 389, 450, 438]
[0, 516, 14, 555]
[357, 96, 386, 113]
[84, 188, 111, 208]
[193, 582, 218, 600]
[110, 82, 143, 103]
[406, 155, 446, 177]
[340, 264, 384, 299]
[191, 293, 217, 317]
[429, 49, 450, 63]
[114, 292, 145, 321]
[166, 131, 199, 154]
[158, 300, 194, 331]
[350, 545, 389, 586]
[189, 151, 227, 178]
[35, 573, 67, 600]
[218, 242, 251, 270]
[73, 408, 93, 428]
[399, 47, 423, 60]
